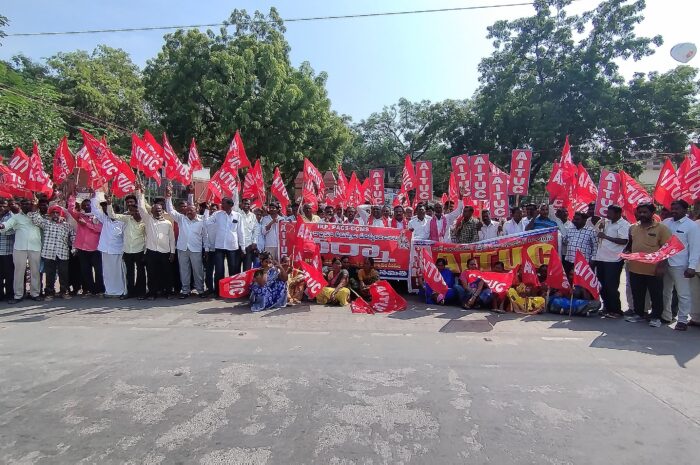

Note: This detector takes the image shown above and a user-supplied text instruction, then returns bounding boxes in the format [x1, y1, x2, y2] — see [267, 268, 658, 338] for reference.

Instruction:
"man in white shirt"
[408, 205, 430, 241]
[344, 207, 364, 225]
[205, 197, 245, 293]
[92, 194, 126, 298]
[203, 203, 219, 295]
[661, 200, 700, 331]
[137, 189, 176, 300]
[237, 198, 258, 271]
[503, 207, 526, 236]
[478, 210, 502, 241]
[261, 202, 283, 260]
[429, 201, 463, 242]
[359, 205, 389, 227]
[594, 205, 630, 318]
[165, 187, 207, 298]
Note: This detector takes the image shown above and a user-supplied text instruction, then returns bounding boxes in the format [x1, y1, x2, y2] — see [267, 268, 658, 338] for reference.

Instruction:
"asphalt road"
[1, 296, 699, 465]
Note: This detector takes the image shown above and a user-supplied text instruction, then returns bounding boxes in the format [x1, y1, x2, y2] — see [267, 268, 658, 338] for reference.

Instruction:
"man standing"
[360, 205, 388, 227]
[238, 198, 258, 271]
[0, 199, 15, 300]
[165, 187, 207, 298]
[29, 206, 75, 300]
[625, 203, 672, 327]
[391, 206, 408, 230]
[562, 212, 598, 274]
[429, 201, 463, 243]
[137, 187, 176, 300]
[206, 197, 245, 293]
[108, 194, 147, 300]
[522, 203, 537, 228]
[594, 205, 630, 318]
[344, 207, 364, 226]
[261, 202, 282, 260]
[0, 199, 43, 303]
[300, 203, 321, 223]
[661, 200, 700, 331]
[203, 203, 219, 295]
[68, 195, 104, 297]
[526, 204, 558, 231]
[452, 206, 480, 244]
[503, 207, 526, 236]
[92, 194, 126, 298]
[408, 205, 430, 241]
[478, 210, 502, 241]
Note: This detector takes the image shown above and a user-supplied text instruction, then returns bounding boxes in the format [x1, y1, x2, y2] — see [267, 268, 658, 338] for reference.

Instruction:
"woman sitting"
[249, 252, 289, 312]
[316, 257, 351, 306]
[457, 258, 493, 309]
[281, 255, 306, 304]
[357, 257, 379, 299]
[425, 258, 461, 305]
[507, 278, 546, 315]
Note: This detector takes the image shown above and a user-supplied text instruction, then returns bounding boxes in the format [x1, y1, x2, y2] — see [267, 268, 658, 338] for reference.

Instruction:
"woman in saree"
[316, 257, 351, 306]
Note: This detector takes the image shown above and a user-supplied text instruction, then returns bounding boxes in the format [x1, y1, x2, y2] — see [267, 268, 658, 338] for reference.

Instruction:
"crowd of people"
[1, 187, 699, 330]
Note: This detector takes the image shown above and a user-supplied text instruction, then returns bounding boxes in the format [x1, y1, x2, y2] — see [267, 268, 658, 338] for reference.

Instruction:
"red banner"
[465, 270, 515, 297]
[619, 235, 684, 264]
[489, 170, 509, 218]
[188, 138, 203, 172]
[8, 148, 30, 183]
[450, 155, 470, 196]
[298, 260, 327, 298]
[573, 250, 600, 300]
[575, 164, 598, 205]
[654, 159, 682, 210]
[162, 134, 191, 185]
[351, 297, 375, 314]
[279, 222, 412, 280]
[223, 130, 251, 170]
[27, 142, 53, 195]
[368, 280, 407, 312]
[470, 154, 490, 203]
[219, 269, 256, 299]
[545, 249, 570, 291]
[508, 150, 531, 195]
[368, 169, 385, 205]
[415, 160, 433, 203]
[53, 136, 75, 185]
[421, 247, 449, 298]
[620, 170, 652, 223]
[594, 169, 622, 217]
[271, 167, 290, 212]
[402, 155, 417, 192]
[130, 134, 162, 184]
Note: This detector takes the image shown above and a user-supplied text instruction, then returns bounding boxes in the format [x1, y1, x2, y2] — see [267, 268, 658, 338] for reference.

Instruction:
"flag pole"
[568, 292, 574, 318]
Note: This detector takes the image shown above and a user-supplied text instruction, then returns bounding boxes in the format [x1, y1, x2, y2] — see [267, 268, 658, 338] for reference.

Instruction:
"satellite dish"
[670, 42, 697, 63]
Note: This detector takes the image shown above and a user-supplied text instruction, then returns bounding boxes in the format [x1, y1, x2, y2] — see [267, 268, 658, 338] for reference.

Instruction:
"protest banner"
[450, 155, 470, 196]
[279, 222, 412, 280]
[470, 154, 490, 202]
[619, 235, 684, 264]
[594, 169, 622, 217]
[508, 150, 531, 195]
[489, 169, 509, 218]
[368, 169, 385, 205]
[409, 228, 558, 291]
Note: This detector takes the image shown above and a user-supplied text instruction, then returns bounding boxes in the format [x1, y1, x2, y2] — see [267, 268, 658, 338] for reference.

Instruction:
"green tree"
[0, 62, 66, 162]
[47, 45, 150, 155]
[0, 14, 8, 45]
[143, 8, 352, 179]
[457, 0, 671, 190]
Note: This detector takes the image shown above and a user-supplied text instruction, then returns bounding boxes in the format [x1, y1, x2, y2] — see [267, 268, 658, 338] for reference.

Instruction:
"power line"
[5, 2, 536, 37]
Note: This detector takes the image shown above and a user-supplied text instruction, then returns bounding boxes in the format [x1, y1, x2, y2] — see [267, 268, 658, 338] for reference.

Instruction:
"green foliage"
[143, 8, 352, 180]
[0, 62, 66, 162]
[0, 14, 8, 45]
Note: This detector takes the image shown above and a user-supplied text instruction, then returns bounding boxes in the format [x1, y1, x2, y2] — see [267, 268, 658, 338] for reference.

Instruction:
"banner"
[415, 160, 433, 203]
[465, 270, 515, 297]
[409, 228, 558, 290]
[470, 154, 490, 202]
[279, 222, 412, 280]
[573, 250, 600, 300]
[351, 297, 375, 314]
[53, 136, 75, 185]
[368, 169, 385, 205]
[188, 138, 203, 172]
[619, 235, 684, 264]
[508, 150, 531, 195]
[271, 167, 290, 212]
[402, 155, 417, 192]
[654, 159, 682, 209]
[219, 269, 256, 299]
[594, 169, 622, 217]
[368, 280, 408, 312]
[223, 130, 251, 170]
[450, 155, 470, 196]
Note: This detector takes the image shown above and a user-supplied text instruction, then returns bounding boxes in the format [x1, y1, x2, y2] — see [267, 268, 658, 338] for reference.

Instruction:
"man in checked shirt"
[29, 205, 76, 300]
[562, 211, 598, 275]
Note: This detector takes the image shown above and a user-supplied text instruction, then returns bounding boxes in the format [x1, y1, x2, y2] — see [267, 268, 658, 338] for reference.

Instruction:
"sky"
[1, 0, 697, 122]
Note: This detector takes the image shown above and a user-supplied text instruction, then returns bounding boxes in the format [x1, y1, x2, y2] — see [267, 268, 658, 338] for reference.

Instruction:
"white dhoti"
[102, 252, 126, 296]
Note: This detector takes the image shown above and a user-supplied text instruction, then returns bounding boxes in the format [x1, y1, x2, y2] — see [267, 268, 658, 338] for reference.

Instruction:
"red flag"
[573, 250, 600, 300]
[219, 269, 257, 299]
[241, 160, 265, 208]
[508, 149, 532, 196]
[337, 166, 349, 204]
[619, 235, 684, 264]
[8, 147, 31, 183]
[223, 130, 251, 170]
[130, 134, 162, 185]
[188, 138, 203, 172]
[162, 134, 191, 184]
[545, 250, 570, 291]
[560, 135, 573, 165]
[303, 158, 326, 203]
[415, 160, 434, 203]
[677, 153, 700, 202]
[471, 155, 492, 206]
[298, 259, 328, 299]
[27, 142, 53, 195]
[465, 270, 515, 298]
[350, 297, 375, 314]
[209, 167, 240, 198]
[489, 164, 509, 219]
[520, 252, 539, 286]
[368, 280, 407, 312]
[574, 164, 598, 204]
[361, 177, 371, 203]
[420, 248, 448, 299]
[80, 130, 124, 182]
[593, 169, 623, 217]
[347, 172, 363, 207]
[52, 136, 75, 184]
[448, 172, 459, 204]
[653, 159, 682, 210]
[271, 167, 290, 212]
[1, 152, 31, 197]
[143, 130, 164, 156]
[75, 145, 92, 170]
[620, 170, 652, 223]
[401, 155, 417, 192]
